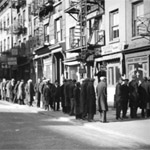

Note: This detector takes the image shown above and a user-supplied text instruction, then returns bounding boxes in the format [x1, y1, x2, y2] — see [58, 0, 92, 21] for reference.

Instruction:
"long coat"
[17, 81, 25, 100]
[138, 80, 150, 109]
[129, 80, 139, 108]
[73, 86, 81, 115]
[43, 84, 51, 106]
[27, 81, 34, 105]
[96, 81, 108, 112]
[34, 82, 41, 106]
[87, 82, 96, 115]
[80, 81, 88, 114]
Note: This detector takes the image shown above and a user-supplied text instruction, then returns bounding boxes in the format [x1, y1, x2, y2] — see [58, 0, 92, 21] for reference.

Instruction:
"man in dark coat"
[96, 76, 108, 123]
[80, 78, 89, 120]
[73, 82, 81, 119]
[147, 77, 150, 118]
[34, 78, 41, 108]
[122, 79, 129, 118]
[64, 79, 71, 114]
[87, 79, 96, 122]
[115, 78, 124, 120]
[69, 79, 76, 116]
[43, 80, 51, 111]
[53, 80, 61, 111]
[60, 79, 66, 113]
[129, 75, 139, 118]
[139, 77, 150, 118]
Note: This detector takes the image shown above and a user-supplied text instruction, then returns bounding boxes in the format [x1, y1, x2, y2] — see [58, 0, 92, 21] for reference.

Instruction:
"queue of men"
[115, 75, 150, 120]
[0, 75, 150, 123]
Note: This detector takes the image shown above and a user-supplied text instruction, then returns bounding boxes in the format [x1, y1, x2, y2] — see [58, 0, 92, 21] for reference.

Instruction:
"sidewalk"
[1, 100, 150, 145]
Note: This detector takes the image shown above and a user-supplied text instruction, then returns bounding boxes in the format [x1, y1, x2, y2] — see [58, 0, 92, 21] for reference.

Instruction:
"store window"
[110, 9, 119, 41]
[107, 64, 121, 86]
[132, 1, 144, 37]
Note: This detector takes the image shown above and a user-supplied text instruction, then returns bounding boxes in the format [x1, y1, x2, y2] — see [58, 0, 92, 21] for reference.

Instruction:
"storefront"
[125, 50, 150, 81]
[95, 42, 125, 105]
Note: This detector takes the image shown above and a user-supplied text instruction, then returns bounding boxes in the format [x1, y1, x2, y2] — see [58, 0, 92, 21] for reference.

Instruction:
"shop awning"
[33, 52, 51, 60]
[95, 53, 123, 62]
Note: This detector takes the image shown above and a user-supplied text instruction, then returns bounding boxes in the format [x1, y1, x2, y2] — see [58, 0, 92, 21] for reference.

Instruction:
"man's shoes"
[116, 117, 123, 120]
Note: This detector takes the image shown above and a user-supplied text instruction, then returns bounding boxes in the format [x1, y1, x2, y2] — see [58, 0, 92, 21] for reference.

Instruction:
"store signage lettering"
[101, 43, 124, 55]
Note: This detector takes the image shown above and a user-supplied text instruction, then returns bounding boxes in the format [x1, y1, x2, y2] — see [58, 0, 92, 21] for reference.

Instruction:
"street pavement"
[0, 100, 150, 149]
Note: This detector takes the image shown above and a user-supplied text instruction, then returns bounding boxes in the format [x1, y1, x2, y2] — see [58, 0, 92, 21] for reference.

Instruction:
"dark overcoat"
[27, 81, 34, 105]
[80, 81, 88, 114]
[129, 80, 139, 108]
[138, 80, 150, 109]
[34, 82, 41, 104]
[96, 81, 108, 112]
[87, 82, 96, 115]
[73, 86, 80, 115]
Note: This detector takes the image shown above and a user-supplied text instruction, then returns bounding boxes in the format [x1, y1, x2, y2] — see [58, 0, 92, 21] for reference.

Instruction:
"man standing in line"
[115, 77, 124, 120]
[34, 78, 41, 108]
[129, 75, 139, 118]
[122, 78, 129, 119]
[96, 76, 108, 123]
[87, 79, 96, 122]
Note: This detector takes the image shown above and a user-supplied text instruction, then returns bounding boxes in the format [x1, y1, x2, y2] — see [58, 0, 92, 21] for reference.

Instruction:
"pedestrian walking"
[96, 76, 108, 123]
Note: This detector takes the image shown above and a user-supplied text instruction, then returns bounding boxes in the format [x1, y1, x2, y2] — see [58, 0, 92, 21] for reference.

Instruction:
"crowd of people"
[0, 75, 150, 123]
[115, 75, 150, 121]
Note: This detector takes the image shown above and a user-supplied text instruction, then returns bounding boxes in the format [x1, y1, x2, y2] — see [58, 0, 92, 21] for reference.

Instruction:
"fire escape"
[30, 0, 54, 51]
[65, 0, 105, 63]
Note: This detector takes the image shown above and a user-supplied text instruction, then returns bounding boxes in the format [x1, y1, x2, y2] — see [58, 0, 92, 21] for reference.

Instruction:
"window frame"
[110, 9, 119, 41]
[132, 1, 144, 37]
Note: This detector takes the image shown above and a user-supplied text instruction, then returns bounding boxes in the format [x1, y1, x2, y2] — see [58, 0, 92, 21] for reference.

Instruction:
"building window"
[0, 41, 2, 53]
[44, 24, 49, 43]
[55, 17, 62, 42]
[4, 17, 6, 30]
[132, 1, 144, 37]
[110, 10, 119, 41]
[7, 37, 10, 50]
[69, 27, 75, 48]
[4, 39, 6, 51]
[7, 13, 9, 26]
[23, 10, 26, 26]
